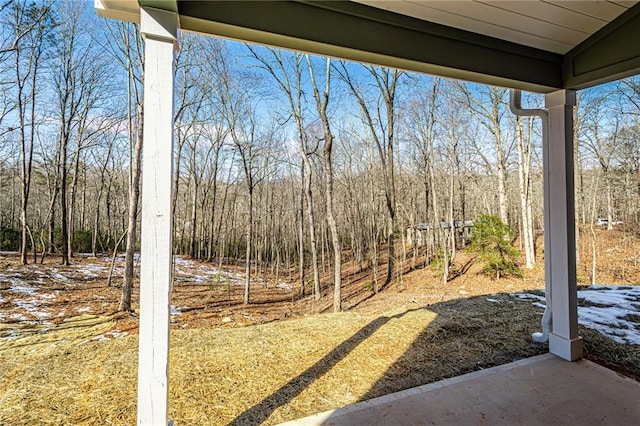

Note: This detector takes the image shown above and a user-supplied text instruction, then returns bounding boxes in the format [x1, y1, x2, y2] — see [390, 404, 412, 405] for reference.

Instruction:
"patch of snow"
[485, 298, 500, 304]
[0, 272, 23, 282]
[170, 305, 181, 315]
[7, 288, 57, 321]
[77, 307, 92, 313]
[173, 256, 194, 267]
[10, 284, 35, 295]
[80, 264, 109, 279]
[8, 313, 30, 321]
[13, 299, 52, 319]
[277, 282, 293, 291]
[513, 286, 640, 345]
[81, 271, 99, 279]
[510, 293, 545, 303]
[39, 292, 56, 300]
[189, 274, 210, 284]
[198, 265, 220, 274]
[83, 264, 108, 272]
[50, 271, 70, 282]
[577, 286, 640, 345]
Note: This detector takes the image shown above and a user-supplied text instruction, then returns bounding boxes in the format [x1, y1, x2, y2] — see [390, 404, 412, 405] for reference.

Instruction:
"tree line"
[1, 1, 638, 311]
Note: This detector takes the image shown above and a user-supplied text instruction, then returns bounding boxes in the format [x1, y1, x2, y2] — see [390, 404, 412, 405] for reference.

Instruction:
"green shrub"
[73, 230, 93, 253]
[0, 227, 20, 251]
[469, 214, 523, 279]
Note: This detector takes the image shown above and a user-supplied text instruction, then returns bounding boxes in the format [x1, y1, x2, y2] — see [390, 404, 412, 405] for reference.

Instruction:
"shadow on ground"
[230, 292, 548, 425]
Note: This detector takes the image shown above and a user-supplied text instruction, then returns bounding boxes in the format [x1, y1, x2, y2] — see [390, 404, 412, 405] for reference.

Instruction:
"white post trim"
[544, 89, 583, 361]
[137, 7, 178, 425]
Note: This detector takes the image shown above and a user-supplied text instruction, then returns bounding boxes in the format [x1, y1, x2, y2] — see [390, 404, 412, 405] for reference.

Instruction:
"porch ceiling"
[96, 0, 640, 92]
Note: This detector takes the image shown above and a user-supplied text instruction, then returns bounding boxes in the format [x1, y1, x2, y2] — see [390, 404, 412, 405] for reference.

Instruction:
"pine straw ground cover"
[0, 294, 636, 426]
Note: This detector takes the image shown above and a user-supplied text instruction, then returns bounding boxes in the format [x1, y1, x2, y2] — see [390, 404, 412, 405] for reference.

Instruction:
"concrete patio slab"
[279, 353, 640, 425]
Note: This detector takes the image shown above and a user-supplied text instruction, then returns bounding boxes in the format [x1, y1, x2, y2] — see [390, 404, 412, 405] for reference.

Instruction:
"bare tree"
[102, 19, 144, 311]
[52, 3, 111, 265]
[5, 1, 53, 264]
[306, 54, 341, 311]
[248, 46, 321, 300]
[457, 84, 512, 224]
[218, 57, 269, 305]
[336, 62, 401, 288]
[516, 115, 536, 269]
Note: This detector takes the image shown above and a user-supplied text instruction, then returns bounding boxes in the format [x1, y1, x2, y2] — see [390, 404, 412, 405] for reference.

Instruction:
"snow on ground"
[10, 290, 57, 321]
[172, 255, 248, 286]
[9, 284, 36, 295]
[513, 286, 640, 345]
[1, 255, 291, 341]
[48, 268, 70, 282]
[277, 282, 293, 291]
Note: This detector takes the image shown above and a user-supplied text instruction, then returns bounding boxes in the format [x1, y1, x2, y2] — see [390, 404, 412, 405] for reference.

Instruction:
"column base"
[549, 333, 583, 361]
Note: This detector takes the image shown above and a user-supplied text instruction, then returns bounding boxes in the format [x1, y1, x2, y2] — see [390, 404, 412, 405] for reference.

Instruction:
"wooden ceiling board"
[392, 1, 575, 52]
[610, 1, 638, 8]
[356, 0, 593, 52]
[543, 1, 628, 20]
[479, 1, 608, 31]
[407, 1, 589, 42]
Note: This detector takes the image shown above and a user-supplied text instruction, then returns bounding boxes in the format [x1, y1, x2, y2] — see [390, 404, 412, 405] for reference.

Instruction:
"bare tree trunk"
[67, 145, 84, 259]
[244, 184, 253, 305]
[606, 179, 613, 231]
[60, 127, 70, 266]
[119, 107, 143, 312]
[516, 117, 535, 269]
[429, 144, 448, 285]
[307, 55, 341, 310]
[107, 230, 127, 287]
[302, 159, 321, 300]
[298, 161, 305, 298]
[92, 142, 113, 256]
[588, 174, 600, 285]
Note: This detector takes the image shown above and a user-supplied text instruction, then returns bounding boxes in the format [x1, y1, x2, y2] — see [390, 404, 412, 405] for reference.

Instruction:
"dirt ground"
[0, 227, 638, 338]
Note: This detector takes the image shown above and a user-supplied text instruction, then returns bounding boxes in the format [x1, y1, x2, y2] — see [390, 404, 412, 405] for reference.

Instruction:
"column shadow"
[228, 309, 416, 426]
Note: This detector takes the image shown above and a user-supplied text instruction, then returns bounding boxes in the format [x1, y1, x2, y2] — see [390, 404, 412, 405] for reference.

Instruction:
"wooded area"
[1, 1, 639, 311]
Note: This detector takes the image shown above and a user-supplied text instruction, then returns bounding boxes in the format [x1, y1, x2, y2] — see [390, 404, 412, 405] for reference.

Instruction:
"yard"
[0, 228, 639, 425]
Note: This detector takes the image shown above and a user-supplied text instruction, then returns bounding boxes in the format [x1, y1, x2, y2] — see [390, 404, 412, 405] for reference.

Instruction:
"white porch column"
[544, 90, 583, 361]
[137, 7, 178, 425]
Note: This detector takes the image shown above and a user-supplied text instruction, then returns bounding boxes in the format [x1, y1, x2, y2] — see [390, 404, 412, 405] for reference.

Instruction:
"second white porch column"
[544, 90, 583, 361]
[137, 7, 178, 425]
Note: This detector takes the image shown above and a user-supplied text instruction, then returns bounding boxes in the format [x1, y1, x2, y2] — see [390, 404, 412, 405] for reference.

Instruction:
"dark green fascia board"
[176, 0, 563, 93]
[564, 2, 640, 90]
